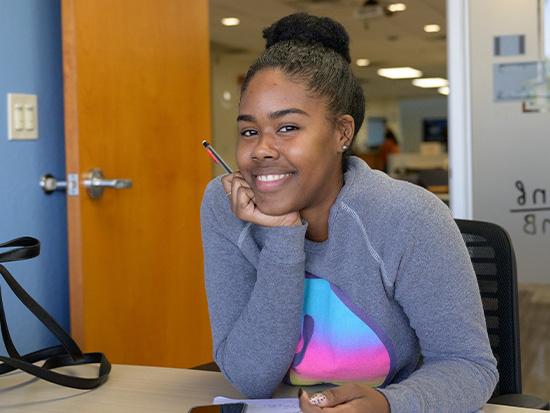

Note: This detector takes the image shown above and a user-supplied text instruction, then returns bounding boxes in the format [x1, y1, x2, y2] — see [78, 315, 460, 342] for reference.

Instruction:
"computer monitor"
[366, 117, 386, 148]
[422, 118, 448, 143]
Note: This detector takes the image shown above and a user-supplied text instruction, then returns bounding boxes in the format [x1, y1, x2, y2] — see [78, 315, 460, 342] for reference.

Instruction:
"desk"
[0, 364, 540, 413]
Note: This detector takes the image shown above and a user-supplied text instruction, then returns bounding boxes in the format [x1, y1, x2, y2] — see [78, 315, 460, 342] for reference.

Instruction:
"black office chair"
[455, 219, 549, 410]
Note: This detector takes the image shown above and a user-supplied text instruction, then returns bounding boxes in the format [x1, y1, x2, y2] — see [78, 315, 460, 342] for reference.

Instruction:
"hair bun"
[262, 13, 351, 63]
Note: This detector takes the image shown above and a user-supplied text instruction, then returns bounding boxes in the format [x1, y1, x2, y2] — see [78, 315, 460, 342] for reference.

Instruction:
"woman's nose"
[251, 133, 279, 160]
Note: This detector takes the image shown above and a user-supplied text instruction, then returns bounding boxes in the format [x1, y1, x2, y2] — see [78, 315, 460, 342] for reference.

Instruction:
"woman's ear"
[336, 114, 355, 151]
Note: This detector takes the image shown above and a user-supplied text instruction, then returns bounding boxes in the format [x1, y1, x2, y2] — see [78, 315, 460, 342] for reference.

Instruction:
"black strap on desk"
[0, 237, 111, 389]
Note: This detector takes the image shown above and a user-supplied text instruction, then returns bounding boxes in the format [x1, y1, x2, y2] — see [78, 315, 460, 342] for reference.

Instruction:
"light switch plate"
[7, 93, 39, 140]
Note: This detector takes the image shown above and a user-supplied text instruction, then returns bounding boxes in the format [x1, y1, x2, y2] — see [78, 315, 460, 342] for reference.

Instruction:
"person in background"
[200, 13, 497, 413]
[378, 128, 400, 173]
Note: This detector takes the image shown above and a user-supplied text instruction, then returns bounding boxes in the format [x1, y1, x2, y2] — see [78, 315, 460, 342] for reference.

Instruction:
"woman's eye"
[279, 125, 298, 133]
[240, 129, 257, 137]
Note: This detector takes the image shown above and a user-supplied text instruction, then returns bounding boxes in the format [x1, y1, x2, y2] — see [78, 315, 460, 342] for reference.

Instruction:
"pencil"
[201, 140, 233, 174]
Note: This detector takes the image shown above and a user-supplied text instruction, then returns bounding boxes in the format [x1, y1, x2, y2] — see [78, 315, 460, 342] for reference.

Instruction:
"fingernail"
[309, 393, 328, 406]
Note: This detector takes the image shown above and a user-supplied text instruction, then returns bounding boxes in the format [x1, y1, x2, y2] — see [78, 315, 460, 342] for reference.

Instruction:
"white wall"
[468, 0, 550, 283]
[399, 97, 448, 153]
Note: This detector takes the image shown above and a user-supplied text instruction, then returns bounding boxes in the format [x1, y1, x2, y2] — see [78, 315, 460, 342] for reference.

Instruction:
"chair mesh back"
[455, 219, 522, 396]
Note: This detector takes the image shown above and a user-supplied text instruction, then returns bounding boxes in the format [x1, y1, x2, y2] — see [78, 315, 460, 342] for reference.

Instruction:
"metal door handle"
[83, 168, 132, 200]
[41, 169, 132, 199]
[85, 177, 132, 189]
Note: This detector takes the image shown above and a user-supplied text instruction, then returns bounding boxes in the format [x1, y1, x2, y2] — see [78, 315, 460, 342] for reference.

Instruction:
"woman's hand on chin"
[222, 172, 301, 227]
[298, 384, 390, 413]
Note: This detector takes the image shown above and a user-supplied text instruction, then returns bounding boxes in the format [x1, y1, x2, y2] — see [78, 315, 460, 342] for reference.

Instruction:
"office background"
[0, 0, 548, 401]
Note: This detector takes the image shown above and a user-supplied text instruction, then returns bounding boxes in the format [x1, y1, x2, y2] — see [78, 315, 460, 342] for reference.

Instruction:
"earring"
[342, 144, 348, 151]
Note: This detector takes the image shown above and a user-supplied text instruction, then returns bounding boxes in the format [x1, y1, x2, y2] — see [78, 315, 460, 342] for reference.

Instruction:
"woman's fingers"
[223, 171, 302, 227]
[302, 385, 390, 413]
[221, 173, 234, 195]
[222, 172, 253, 219]
[229, 173, 248, 196]
[224, 172, 264, 223]
[237, 186, 256, 210]
[229, 174, 254, 217]
[234, 186, 256, 220]
[299, 389, 324, 413]
[309, 384, 365, 407]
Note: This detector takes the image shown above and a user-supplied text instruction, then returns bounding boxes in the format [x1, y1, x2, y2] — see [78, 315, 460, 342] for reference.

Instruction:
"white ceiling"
[209, 0, 447, 101]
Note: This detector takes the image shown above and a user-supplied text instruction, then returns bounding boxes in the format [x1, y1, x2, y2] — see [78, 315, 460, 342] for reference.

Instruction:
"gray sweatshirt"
[200, 156, 498, 413]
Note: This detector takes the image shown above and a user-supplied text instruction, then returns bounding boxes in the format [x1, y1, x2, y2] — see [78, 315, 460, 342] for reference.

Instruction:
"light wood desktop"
[0, 364, 540, 413]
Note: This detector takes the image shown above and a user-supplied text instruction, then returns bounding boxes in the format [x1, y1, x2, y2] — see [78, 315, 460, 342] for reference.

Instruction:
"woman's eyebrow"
[237, 108, 309, 123]
[237, 114, 255, 122]
[269, 108, 309, 119]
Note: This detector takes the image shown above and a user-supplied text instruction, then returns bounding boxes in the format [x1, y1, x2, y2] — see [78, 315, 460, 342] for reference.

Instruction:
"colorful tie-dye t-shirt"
[288, 273, 393, 387]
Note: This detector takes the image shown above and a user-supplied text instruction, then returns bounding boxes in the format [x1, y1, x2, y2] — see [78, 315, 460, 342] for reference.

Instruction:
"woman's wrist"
[274, 213, 302, 228]
[256, 220, 307, 264]
[254, 211, 302, 228]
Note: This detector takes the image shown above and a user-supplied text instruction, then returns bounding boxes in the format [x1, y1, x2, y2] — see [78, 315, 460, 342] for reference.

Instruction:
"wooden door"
[61, 0, 212, 367]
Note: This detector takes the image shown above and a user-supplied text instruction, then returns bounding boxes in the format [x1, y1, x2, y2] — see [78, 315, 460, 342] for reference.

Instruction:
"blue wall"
[0, 0, 69, 355]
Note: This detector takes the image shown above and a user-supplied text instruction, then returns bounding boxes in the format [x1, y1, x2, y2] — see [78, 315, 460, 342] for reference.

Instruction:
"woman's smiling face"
[236, 68, 351, 218]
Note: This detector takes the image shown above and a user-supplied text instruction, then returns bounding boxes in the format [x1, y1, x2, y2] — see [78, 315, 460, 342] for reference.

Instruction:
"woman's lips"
[254, 172, 294, 192]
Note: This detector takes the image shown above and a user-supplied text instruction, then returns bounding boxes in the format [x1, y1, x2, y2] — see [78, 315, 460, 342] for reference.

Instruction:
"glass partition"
[524, 0, 550, 111]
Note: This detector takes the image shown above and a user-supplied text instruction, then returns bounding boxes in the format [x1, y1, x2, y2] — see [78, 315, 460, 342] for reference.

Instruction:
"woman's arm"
[299, 195, 498, 413]
[200, 181, 307, 398]
[377, 196, 499, 413]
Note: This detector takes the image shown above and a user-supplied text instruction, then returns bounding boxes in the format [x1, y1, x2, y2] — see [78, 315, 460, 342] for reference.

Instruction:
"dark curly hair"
[241, 13, 365, 155]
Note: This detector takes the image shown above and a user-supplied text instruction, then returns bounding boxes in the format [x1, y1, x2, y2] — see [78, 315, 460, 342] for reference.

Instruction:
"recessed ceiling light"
[356, 58, 370, 67]
[387, 3, 407, 12]
[412, 78, 449, 88]
[424, 24, 441, 33]
[438, 86, 449, 95]
[221, 17, 240, 27]
[377, 67, 422, 79]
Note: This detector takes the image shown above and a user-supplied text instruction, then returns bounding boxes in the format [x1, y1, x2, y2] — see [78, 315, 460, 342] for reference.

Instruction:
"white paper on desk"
[213, 396, 487, 413]
[213, 396, 301, 413]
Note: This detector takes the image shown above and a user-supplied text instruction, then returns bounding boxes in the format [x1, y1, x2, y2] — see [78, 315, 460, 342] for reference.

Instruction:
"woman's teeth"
[256, 173, 292, 182]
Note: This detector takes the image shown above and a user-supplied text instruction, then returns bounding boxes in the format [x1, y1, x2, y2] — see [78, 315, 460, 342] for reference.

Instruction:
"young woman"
[200, 13, 497, 413]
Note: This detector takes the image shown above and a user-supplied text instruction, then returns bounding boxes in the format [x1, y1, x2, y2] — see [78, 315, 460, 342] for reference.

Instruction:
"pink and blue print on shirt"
[288, 273, 394, 387]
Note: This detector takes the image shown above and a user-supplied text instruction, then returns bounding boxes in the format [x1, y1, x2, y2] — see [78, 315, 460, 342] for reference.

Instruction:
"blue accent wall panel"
[0, 0, 69, 355]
